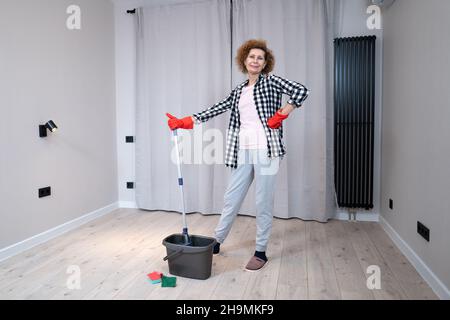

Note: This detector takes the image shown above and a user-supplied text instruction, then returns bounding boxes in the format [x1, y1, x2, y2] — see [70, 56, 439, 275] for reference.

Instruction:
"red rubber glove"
[267, 110, 289, 129]
[166, 113, 194, 130]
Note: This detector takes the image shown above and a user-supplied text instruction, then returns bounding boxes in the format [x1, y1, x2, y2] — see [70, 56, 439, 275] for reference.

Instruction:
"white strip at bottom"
[335, 210, 380, 222]
[118, 201, 137, 208]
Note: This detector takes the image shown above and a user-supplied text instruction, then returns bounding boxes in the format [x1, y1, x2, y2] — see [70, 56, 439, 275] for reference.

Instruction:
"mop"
[160, 128, 216, 280]
[172, 129, 192, 246]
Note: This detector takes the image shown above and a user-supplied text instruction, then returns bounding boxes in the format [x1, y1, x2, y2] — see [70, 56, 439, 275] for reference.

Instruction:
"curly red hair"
[235, 39, 275, 74]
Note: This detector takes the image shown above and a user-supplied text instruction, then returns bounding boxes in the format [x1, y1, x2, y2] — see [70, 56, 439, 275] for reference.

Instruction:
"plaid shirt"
[193, 74, 310, 168]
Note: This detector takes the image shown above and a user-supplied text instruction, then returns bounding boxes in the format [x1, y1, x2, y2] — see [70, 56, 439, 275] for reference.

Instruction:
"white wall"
[0, 0, 117, 248]
[381, 0, 450, 295]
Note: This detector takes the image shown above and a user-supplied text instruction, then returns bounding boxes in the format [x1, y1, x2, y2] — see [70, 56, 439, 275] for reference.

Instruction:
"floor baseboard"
[335, 210, 380, 222]
[118, 201, 137, 208]
[0, 202, 119, 263]
[379, 215, 450, 300]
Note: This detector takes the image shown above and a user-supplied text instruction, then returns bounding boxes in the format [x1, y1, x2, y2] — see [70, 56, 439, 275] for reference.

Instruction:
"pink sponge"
[147, 271, 162, 281]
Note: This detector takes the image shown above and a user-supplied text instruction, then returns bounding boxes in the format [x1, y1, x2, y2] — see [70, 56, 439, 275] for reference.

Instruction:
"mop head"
[182, 229, 193, 246]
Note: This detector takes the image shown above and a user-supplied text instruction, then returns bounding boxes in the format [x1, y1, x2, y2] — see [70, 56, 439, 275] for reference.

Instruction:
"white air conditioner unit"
[371, 0, 395, 8]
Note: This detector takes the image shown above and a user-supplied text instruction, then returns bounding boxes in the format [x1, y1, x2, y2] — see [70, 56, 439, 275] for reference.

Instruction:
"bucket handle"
[163, 249, 183, 261]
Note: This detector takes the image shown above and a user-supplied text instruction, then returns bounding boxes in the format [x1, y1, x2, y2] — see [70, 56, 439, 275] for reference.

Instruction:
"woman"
[166, 39, 309, 271]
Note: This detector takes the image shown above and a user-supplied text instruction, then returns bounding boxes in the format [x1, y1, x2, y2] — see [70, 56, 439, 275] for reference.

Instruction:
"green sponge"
[161, 275, 177, 287]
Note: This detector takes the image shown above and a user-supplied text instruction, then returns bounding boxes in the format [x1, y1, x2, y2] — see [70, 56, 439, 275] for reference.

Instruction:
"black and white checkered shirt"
[192, 74, 310, 168]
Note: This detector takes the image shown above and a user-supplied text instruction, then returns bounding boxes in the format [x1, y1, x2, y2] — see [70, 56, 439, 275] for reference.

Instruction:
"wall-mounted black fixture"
[127, 182, 134, 189]
[417, 221, 430, 242]
[39, 120, 58, 137]
[38, 186, 51, 198]
[125, 136, 134, 143]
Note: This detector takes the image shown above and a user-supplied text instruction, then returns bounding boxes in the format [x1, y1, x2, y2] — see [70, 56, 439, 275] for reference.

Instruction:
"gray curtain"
[135, 0, 233, 215]
[135, 0, 341, 222]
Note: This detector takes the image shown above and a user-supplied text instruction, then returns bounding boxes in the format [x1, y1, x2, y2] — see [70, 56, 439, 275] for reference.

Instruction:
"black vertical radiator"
[334, 36, 376, 210]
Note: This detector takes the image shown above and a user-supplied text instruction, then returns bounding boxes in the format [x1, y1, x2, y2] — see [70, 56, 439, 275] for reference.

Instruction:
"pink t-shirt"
[238, 84, 267, 150]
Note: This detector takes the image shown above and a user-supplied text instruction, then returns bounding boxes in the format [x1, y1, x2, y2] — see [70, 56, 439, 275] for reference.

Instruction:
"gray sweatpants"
[214, 149, 280, 252]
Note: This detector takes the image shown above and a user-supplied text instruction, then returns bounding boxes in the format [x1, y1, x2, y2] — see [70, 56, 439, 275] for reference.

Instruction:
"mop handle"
[172, 130, 188, 229]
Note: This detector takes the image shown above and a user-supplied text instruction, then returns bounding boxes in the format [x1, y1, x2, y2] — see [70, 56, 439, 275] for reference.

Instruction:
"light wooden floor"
[0, 209, 438, 300]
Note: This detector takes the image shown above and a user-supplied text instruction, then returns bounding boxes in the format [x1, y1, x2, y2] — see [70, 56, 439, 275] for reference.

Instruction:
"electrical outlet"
[38, 186, 51, 198]
[417, 221, 430, 242]
[389, 199, 393, 210]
